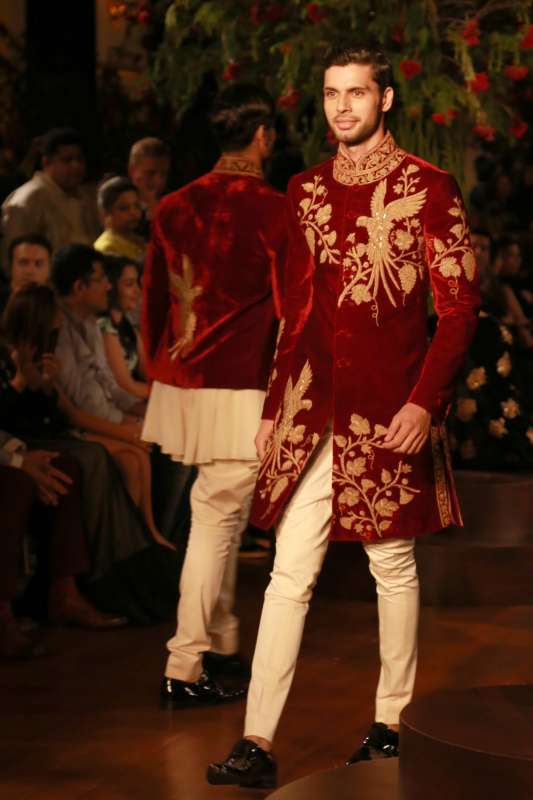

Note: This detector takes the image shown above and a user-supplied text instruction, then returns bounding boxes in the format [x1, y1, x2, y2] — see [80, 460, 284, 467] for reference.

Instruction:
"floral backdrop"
[108, 0, 533, 186]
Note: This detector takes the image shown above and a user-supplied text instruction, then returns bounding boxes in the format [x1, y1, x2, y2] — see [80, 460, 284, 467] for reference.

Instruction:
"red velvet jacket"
[142, 157, 286, 390]
[250, 133, 480, 543]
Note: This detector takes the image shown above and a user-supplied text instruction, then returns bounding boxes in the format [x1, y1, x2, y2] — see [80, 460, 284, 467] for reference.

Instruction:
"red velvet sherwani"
[142, 157, 286, 391]
[250, 133, 480, 543]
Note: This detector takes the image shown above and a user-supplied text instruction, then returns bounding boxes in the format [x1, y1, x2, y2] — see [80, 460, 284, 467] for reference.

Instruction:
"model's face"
[43, 144, 86, 190]
[116, 265, 141, 312]
[471, 234, 491, 277]
[323, 63, 393, 147]
[106, 191, 142, 234]
[11, 244, 51, 291]
[78, 261, 111, 314]
[130, 156, 170, 199]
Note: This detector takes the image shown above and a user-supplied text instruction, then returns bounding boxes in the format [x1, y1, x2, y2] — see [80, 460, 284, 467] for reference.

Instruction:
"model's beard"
[333, 110, 383, 147]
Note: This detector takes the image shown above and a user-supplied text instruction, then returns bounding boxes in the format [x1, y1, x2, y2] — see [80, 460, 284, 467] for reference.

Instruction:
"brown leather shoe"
[49, 595, 128, 629]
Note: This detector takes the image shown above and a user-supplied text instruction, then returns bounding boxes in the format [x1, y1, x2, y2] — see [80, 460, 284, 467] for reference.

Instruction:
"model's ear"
[382, 86, 394, 113]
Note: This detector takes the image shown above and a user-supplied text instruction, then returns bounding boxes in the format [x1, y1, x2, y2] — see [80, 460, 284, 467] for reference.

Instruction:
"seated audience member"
[128, 138, 171, 236]
[0, 442, 127, 657]
[0, 233, 52, 312]
[494, 236, 533, 349]
[94, 177, 145, 264]
[99, 256, 148, 400]
[47, 250, 168, 546]
[1, 285, 179, 623]
[470, 229, 505, 317]
[1, 128, 100, 260]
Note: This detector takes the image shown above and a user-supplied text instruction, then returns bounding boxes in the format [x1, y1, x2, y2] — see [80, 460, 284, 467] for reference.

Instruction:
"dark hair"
[323, 44, 393, 93]
[97, 176, 139, 213]
[3, 283, 58, 353]
[8, 233, 52, 266]
[52, 244, 104, 296]
[210, 83, 275, 151]
[103, 255, 140, 310]
[41, 127, 85, 160]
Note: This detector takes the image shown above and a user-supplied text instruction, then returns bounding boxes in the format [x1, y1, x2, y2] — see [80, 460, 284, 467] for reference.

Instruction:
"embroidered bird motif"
[356, 179, 427, 306]
[168, 254, 203, 360]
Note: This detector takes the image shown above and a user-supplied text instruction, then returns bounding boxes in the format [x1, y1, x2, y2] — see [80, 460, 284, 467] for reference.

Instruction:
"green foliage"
[136, 1, 532, 180]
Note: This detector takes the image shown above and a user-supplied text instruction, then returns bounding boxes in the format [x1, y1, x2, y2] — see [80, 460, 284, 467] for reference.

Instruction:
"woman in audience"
[99, 256, 148, 399]
[0, 284, 179, 623]
[94, 177, 146, 263]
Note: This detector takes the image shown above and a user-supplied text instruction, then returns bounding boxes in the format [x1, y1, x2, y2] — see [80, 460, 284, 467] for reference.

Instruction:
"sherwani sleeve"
[408, 173, 480, 420]
[142, 210, 170, 380]
[262, 177, 315, 419]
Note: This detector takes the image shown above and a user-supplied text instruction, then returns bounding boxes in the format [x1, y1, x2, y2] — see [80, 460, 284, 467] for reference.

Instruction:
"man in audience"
[94, 177, 145, 263]
[51, 244, 145, 423]
[1, 128, 100, 261]
[142, 83, 286, 707]
[0, 233, 52, 311]
[128, 138, 171, 237]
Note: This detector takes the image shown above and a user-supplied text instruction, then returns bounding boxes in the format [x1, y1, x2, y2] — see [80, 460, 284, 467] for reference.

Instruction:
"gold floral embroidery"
[456, 397, 478, 422]
[496, 351, 511, 377]
[489, 417, 508, 438]
[466, 366, 487, 390]
[333, 413, 420, 539]
[298, 176, 341, 264]
[431, 198, 476, 285]
[168, 254, 203, 360]
[431, 425, 453, 528]
[501, 398, 520, 419]
[338, 164, 427, 321]
[333, 132, 406, 186]
[213, 157, 263, 178]
[258, 360, 319, 507]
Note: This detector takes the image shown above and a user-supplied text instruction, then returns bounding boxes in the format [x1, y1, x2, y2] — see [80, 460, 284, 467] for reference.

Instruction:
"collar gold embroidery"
[213, 157, 264, 178]
[333, 132, 406, 186]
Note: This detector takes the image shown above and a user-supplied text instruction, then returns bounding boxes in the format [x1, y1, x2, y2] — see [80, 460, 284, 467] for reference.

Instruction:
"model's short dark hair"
[323, 45, 393, 93]
[41, 127, 85, 159]
[8, 233, 52, 266]
[210, 83, 275, 151]
[3, 283, 58, 354]
[52, 244, 104, 296]
[97, 176, 139, 213]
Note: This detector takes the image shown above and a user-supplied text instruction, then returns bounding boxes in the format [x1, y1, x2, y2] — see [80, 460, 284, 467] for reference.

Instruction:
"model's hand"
[382, 403, 431, 455]
[20, 450, 72, 506]
[255, 419, 274, 460]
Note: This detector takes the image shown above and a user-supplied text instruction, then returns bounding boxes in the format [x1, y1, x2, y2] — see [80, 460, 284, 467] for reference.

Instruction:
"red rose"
[431, 113, 447, 125]
[137, 9, 151, 25]
[520, 24, 533, 49]
[504, 65, 529, 81]
[399, 60, 422, 80]
[461, 20, 480, 46]
[306, 3, 328, 23]
[509, 119, 529, 139]
[472, 124, 495, 142]
[222, 62, 240, 82]
[467, 72, 489, 93]
[278, 88, 301, 109]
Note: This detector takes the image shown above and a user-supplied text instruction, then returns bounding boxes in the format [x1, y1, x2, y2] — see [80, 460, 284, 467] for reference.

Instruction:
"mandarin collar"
[212, 156, 264, 179]
[332, 132, 406, 186]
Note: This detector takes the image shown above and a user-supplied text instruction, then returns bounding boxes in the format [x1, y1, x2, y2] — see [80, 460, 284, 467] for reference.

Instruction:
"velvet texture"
[142, 160, 287, 391]
[251, 134, 481, 543]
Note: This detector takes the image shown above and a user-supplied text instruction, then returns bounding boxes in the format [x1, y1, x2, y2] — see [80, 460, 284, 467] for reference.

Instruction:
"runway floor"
[1, 558, 532, 800]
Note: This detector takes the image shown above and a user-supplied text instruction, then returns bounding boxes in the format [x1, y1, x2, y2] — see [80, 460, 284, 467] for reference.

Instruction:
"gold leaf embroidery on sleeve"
[298, 177, 341, 265]
[258, 360, 317, 507]
[168, 254, 203, 360]
[338, 165, 427, 323]
[431, 197, 476, 288]
[333, 413, 420, 539]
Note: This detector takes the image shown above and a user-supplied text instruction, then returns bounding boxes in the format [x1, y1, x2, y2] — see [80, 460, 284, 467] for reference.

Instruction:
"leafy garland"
[113, 0, 532, 183]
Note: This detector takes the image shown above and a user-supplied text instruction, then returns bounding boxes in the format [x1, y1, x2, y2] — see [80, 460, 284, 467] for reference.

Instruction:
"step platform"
[268, 759, 399, 800]
[401, 684, 533, 799]
[318, 470, 533, 605]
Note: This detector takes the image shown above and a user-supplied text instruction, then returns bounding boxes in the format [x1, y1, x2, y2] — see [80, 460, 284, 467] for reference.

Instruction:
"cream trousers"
[244, 431, 419, 743]
[165, 458, 259, 682]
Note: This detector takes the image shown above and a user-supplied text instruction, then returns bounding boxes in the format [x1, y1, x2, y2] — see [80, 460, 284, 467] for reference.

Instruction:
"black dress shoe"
[160, 673, 245, 709]
[207, 738, 277, 789]
[346, 722, 399, 765]
[202, 651, 251, 680]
